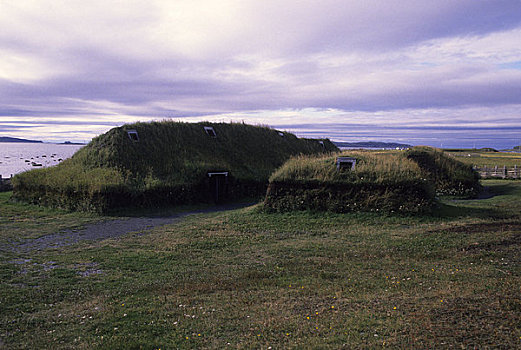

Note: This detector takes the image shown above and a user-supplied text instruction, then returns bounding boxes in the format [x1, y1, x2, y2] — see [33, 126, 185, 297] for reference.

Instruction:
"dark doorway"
[336, 157, 356, 171]
[207, 172, 229, 203]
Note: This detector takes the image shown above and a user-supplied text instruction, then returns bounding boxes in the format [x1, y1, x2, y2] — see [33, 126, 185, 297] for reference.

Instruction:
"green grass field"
[448, 150, 521, 167]
[1, 180, 520, 348]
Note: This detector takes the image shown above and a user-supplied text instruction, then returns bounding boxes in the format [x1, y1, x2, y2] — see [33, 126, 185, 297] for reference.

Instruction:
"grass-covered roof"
[12, 121, 337, 212]
[74, 121, 336, 183]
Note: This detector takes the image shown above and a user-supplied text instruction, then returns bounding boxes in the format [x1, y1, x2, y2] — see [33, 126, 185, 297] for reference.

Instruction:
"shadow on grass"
[430, 180, 521, 220]
[430, 202, 503, 219]
[105, 197, 261, 218]
[486, 181, 521, 196]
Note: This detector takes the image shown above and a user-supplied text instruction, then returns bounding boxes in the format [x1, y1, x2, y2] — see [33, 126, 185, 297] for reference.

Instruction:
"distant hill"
[333, 141, 411, 149]
[0, 136, 42, 143]
[61, 141, 85, 145]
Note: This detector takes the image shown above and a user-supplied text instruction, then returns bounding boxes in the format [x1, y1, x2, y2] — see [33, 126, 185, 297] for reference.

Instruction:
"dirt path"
[11, 202, 253, 253]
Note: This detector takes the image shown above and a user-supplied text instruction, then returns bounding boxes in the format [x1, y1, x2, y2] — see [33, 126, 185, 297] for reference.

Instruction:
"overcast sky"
[1, 0, 521, 148]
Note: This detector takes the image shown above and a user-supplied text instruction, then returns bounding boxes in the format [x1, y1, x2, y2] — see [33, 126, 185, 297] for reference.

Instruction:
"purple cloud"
[0, 1, 520, 145]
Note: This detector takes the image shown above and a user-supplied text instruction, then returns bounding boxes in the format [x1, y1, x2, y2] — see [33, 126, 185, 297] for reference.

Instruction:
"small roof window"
[278, 131, 284, 137]
[127, 130, 139, 142]
[204, 126, 217, 137]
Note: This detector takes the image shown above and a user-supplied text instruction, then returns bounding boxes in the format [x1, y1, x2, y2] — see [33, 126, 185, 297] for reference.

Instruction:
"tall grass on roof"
[405, 146, 481, 197]
[270, 151, 422, 183]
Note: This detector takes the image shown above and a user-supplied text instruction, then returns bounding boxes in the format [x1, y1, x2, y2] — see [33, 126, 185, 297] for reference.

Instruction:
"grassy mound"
[264, 152, 436, 213]
[12, 121, 337, 212]
[405, 146, 481, 197]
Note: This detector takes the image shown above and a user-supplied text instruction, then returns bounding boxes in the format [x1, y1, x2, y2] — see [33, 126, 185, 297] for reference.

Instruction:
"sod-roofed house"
[263, 147, 481, 213]
[12, 121, 337, 213]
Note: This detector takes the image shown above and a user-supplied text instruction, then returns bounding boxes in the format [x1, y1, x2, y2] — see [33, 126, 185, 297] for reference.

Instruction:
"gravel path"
[11, 202, 253, 253]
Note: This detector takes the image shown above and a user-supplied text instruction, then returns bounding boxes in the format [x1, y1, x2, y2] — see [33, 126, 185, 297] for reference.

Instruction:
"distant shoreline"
[333, 141, 412, 149]
[0, 137, 85, 145]
[0, 137, 43, 143]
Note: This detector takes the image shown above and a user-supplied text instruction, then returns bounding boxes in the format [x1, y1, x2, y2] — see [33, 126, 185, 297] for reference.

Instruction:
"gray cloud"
[0, 1, 521, 145]
[240, 0, 521, 55]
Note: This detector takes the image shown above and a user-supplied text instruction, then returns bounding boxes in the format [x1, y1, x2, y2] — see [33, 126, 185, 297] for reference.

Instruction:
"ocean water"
[0, 143, 84, 178]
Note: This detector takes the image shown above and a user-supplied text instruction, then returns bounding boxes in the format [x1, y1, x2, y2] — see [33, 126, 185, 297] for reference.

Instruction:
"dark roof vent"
[204, 126, 217, 137]
[127, 130, 139, 142]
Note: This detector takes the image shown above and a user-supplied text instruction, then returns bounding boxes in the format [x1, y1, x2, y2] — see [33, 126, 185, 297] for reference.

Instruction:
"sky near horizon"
[1, 1, 521, 148]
